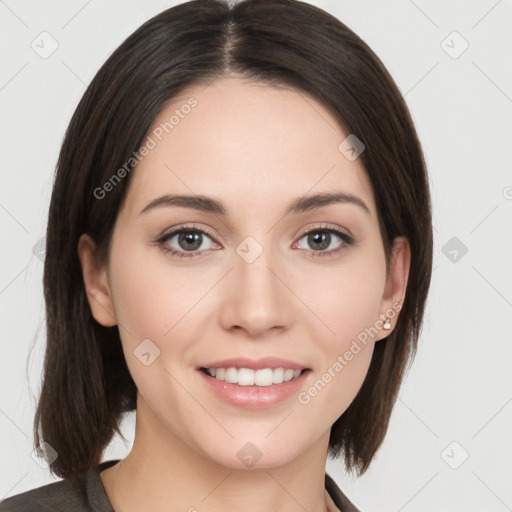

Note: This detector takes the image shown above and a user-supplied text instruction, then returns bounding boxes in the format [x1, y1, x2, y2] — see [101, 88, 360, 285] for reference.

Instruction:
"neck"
[100, 396, 333, 512]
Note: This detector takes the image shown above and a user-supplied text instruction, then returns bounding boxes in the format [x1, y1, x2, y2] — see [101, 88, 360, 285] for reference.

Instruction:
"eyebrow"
[139, 191, 371, 217]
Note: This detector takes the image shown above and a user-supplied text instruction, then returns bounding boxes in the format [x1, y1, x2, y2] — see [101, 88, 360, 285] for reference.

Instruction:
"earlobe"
[77, 233, 117, 327]
[375, 236, 411, 341]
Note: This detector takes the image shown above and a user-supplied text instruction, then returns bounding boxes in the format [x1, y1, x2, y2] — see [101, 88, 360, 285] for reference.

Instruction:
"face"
[79, 76, 409, 470]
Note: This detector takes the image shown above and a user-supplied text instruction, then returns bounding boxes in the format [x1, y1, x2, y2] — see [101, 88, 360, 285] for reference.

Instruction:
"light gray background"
[1, 1, 511, 510]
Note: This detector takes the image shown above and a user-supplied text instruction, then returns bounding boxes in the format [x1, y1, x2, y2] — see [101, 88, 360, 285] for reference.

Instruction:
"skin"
[78, 75, 410, 512]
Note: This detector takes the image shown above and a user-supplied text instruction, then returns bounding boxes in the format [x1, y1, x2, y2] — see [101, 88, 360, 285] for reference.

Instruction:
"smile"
[201, 367, 305, 386]
[196, 357, 311, 408]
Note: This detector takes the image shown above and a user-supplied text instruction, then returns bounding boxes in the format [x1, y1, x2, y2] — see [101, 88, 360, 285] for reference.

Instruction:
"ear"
[77, 233, 117, 327]
[374, 236, 410, 341]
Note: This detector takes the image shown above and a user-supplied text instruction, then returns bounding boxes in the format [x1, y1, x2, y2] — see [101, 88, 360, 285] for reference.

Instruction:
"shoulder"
[325, 473, 362, 512]
[0, 459, 119, 512]
[0, 478, 89, 512]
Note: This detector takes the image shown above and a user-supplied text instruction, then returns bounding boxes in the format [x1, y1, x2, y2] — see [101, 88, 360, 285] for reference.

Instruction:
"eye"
[156, 225, 218, 259]
[294, 225, 356, 258]
[156, 223, 357, 260]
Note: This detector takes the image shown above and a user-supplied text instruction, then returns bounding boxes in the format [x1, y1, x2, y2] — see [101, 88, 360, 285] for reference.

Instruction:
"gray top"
[0, 459, 360, 511]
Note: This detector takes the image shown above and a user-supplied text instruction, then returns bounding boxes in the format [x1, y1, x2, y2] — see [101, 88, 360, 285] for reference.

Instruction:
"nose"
[218, 236, 293, 338]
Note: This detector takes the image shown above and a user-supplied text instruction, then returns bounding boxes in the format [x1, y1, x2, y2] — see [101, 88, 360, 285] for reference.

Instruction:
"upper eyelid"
[158, 223, 353, 249]
[159, 223, 351, 241]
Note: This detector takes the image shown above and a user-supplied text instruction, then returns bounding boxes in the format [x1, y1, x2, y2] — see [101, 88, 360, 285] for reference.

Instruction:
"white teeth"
[225, 367, 238, 384]
[284, 369, 295, 382]
[272, 367, 284, 384]
[204, 367, 303, 386]
[254, 368, 273, 386]
[237, 368, 255, 386]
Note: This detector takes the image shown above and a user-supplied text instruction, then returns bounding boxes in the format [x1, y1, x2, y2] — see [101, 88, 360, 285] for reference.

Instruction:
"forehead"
[119, 76, 376, 221]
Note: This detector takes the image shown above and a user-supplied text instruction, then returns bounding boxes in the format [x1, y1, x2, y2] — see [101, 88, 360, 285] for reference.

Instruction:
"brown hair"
[33, 0, 433, 484]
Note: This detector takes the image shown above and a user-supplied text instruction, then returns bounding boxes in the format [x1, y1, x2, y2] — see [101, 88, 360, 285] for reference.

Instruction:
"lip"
[198, 357, 309, 371]
[197, 367, 311, 409]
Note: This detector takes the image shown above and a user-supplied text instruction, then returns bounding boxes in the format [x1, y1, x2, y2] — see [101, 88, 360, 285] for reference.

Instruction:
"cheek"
[301, 343, 374, 433]
[108, 243, 214, 384]
[304, 255, 386, 346]
[298, 285, 378, 426]
[109, 241, 195, 339]
[107, 250, 193, 405]
[296, 252, 385, 415]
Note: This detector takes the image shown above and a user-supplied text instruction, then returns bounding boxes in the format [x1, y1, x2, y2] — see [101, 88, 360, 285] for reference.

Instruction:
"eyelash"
[155, 223, 357, 260]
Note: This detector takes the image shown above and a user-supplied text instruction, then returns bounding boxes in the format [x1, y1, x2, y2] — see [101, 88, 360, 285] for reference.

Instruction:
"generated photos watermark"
[297, 301, 402, 405]
[93, 97, 198, 200]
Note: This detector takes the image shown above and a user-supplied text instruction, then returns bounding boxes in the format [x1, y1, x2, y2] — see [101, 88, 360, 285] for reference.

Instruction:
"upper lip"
[198, 357, 310, 371]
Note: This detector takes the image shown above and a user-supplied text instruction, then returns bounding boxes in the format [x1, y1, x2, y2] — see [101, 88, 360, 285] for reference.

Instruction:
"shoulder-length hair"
[34, 0, 433, 482]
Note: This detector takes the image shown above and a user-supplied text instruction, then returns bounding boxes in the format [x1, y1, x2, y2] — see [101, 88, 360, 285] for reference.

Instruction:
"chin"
[197, 434, 310, 471]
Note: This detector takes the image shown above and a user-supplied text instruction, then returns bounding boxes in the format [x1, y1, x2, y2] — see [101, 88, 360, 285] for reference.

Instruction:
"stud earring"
[383, 318, 391, 330]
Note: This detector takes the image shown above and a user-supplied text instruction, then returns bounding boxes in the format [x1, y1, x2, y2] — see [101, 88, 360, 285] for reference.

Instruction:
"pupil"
[180, 231, 201, 251]
[310, 232, 329, 250]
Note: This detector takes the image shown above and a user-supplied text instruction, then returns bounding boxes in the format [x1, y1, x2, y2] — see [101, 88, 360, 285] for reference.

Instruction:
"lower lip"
[197, 369, 310, 409]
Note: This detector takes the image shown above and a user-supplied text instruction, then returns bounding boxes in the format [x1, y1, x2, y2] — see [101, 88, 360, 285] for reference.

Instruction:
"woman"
[0, 0, 432, 510]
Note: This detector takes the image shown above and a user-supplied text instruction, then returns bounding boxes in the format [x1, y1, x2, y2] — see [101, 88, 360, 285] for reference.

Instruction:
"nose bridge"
[222, 232, 291, 334]
[235, 233, 281, 298]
